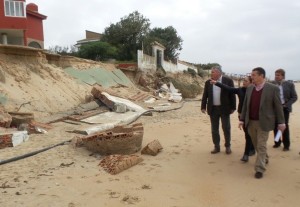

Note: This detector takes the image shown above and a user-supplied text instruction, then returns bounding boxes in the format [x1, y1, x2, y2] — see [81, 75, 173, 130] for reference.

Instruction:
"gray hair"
[211, 65, 222, 73]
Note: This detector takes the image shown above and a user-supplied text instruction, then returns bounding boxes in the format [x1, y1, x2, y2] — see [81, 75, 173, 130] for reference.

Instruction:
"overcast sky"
[27, 0, 300, 80]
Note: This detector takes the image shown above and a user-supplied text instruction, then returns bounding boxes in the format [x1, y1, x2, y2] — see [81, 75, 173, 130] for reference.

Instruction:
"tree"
[77, 41, 118, 61]
[48, 45, 78, 56]
[195, 63, 221, 70]
[102, 11, 151, 61]
[145, 26, 183, 62]
[195, 63, 221, 77]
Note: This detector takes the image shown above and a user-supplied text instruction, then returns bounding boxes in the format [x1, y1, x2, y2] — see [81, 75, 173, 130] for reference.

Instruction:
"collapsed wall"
[0, 45, 116, 118]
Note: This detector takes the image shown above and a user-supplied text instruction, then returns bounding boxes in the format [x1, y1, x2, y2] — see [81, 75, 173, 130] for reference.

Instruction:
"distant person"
[239, 67, 285, 179]
[211, 75, 255, 162]
[271, 69, 298, 151]
[201, 65, 236, 154]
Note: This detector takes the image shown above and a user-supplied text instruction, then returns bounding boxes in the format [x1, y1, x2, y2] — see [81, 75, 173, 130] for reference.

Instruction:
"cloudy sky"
[27, 0, 300, 80]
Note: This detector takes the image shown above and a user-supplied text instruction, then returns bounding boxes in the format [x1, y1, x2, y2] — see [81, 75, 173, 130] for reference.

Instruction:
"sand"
[0, 84, 300, 207]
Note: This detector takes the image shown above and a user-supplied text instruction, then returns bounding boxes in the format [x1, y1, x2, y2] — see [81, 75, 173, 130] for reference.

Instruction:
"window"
[4, 0, 26, 17]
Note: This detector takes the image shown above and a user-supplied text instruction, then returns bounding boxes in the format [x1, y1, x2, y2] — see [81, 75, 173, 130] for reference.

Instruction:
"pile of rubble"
[0, 84, 175, 173]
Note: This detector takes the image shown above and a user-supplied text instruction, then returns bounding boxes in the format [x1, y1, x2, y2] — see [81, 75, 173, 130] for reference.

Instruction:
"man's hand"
[238, 121, 244, 130]
[278, 124, 286, 132]
[210, 79, 217, 84]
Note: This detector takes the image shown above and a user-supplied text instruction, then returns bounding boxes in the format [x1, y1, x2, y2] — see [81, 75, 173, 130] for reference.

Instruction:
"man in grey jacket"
[272, 69, 298, 151]
[239, 67, 285, 179]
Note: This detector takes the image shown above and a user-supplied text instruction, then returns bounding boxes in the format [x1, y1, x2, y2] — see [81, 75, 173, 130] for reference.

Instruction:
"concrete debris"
[129, 92, 153, 102]
[92, 86, 146, 113]
[113, 103, 128, 113]
[68, 108, 108, 121]
[141, 139, 163, 156]
[0, 131, 29, 149]
[144, 97, 156, 104]
[0, 110, 12, 128]
[74, 123, 144, 155]
[8, 112, 34, 128]
[155, 82, 182, 103]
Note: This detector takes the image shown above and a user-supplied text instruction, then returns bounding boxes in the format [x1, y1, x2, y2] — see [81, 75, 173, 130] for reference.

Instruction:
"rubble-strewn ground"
[1, 46, 300, 207]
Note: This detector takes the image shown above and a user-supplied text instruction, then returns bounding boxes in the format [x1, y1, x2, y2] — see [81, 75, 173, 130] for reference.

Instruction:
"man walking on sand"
[201, 65, 236, 154]
[239, 67, 285, 179]
[272, 69, 298, 151]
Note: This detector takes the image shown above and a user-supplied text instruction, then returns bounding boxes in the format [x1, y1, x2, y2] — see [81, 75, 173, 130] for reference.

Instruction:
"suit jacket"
[240, 82, 285, 131]
[215, 82, 246, 114]
[271, 80, 298, 112]
[201, 76, 236, 115]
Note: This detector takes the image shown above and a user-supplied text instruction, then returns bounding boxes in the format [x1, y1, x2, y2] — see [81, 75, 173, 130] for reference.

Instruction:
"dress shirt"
[213, 76, 222, 106]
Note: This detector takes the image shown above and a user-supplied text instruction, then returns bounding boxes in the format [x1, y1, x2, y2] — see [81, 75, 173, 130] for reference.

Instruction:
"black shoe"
[211, 148, 220, 154]
[240, 155, 249, 162]
[249, 150, 256, 156]
[225, 147, 232, 154]
[255, 172, 263, 179]
[273, 144, 281, 148]
[283, 147, 289, 151]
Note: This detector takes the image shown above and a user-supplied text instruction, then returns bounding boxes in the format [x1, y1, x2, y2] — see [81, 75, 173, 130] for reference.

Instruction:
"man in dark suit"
[239, 67, 286, 179]
[272, 69, 298, 151]
[201, 65, 236, 154]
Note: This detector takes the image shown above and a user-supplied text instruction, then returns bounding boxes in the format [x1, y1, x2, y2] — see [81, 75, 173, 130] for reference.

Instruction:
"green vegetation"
[77, 42, 118, 61]
[48, 11, 183, 62]
[170, 78, 202, 98]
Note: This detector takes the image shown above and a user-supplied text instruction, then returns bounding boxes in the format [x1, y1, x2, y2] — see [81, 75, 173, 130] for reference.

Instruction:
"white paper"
[274, 130, 282, 142]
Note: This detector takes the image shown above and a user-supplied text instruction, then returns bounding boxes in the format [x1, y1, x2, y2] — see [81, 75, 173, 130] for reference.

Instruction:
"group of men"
[201, 66, 298, 179]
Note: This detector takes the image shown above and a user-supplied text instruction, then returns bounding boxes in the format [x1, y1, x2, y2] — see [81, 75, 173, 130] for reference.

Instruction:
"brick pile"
[99, 154, 143, 175]
[74, 123, 144, 155]
[0, 133, 14, 149]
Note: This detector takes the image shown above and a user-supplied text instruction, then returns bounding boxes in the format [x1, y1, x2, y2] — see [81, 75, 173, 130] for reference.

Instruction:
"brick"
[0, 131, 29, 149]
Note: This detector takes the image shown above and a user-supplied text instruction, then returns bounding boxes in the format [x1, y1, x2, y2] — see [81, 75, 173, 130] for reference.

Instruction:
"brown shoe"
[211, 148, 220, 154]
[226, 147, 232, 154]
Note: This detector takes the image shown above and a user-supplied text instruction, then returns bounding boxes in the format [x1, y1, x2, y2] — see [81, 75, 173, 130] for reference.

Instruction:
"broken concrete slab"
[92, 85, 146, 113]
[73, 111, 142, 135]
[0, 131, 29, 149]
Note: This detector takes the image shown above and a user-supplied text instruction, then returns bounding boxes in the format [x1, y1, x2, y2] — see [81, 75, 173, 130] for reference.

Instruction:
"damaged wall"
[0, 45, 118, 118]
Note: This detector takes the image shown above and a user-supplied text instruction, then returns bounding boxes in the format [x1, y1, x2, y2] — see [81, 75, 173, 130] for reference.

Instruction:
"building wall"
[138, 50, 180, 73]
[0, 1, 46, 48]
[177, 61, 197, 72]
[162, 60, 179, 73]
[137, 50, 156, 71]
[138, 42, 197, 74]
[27, 13, 44, 41]
[0, 0, 27, 29]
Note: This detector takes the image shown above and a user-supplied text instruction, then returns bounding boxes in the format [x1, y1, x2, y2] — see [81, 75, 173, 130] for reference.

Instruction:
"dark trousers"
[274, 107, 290, 148]
[209, 106, 231, 149]
[243, 125, 255, 155]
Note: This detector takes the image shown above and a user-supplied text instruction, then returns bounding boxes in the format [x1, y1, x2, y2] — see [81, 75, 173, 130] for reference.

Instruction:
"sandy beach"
[0, 83, 299, 207]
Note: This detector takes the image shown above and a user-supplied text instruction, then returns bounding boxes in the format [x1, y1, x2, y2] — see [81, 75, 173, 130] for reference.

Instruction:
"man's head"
[211, 65, 222, 80]
[251, 67, 266, 85]
[275, 68, 285, 82]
